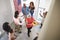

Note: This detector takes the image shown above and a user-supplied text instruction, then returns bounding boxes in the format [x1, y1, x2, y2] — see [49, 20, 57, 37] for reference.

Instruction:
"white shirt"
[13, 17, 23, 25]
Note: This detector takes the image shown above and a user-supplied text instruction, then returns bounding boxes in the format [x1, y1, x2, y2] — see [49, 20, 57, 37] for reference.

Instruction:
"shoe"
[28, 35, 30, 37]
[18, 31, 22, 33]
[30, 31, 31, 32]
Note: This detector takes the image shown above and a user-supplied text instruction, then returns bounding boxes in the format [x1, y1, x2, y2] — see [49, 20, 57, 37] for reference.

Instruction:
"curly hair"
[3, 22, 13, 33]
[14, 11, 19, 18]
[29, 2, 35, 10]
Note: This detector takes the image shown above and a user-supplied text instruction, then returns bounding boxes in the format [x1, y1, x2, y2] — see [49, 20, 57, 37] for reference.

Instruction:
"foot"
[30, 31, 31, 32]
[27, 33, 30, 37]
[18, 31, 22, 33]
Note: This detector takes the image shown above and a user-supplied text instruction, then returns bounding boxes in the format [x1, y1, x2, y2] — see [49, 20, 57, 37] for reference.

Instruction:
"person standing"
[29, 2, 35, 17]
[22, 3, 29, 19]
[40, 11, 48, 28]
[13, 11, 23, 33]
[25, 15, 34, 37]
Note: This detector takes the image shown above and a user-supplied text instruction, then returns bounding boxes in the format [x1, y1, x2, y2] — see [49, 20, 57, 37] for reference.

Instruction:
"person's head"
[3, 22, 13, 33]
[23, 3, 26, 8]
[14, 11, 19, 18]
[29, 2, 35, 10]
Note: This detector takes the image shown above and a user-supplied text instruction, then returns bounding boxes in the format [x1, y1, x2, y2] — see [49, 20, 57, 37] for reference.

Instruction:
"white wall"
[38, 0, 60, 40]
[10, 0, 15, 16]
[0, 0, 13, 33]
[39, 0, 52, 11]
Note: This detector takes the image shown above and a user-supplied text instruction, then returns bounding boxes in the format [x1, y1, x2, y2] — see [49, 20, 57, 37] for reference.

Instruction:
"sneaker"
[18, 31, 22, 33]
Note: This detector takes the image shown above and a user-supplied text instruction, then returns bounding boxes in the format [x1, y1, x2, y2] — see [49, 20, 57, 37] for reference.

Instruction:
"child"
[22, 3, 29, 19]
[13, 11, 23, 33]
[3, 22, 15, 40]
[26, 15, 34, 37]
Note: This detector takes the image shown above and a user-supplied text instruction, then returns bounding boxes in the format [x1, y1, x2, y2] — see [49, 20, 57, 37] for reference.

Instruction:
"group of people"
[22, 2, 35, 18]
[2, 1, 48, 40]
[13, 1, 35, 37]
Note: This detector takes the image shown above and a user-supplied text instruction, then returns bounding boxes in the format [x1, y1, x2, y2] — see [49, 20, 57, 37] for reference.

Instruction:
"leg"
[27, 27, 32, 37]
[30, 10, 34, 17]
[27, 28, 30, 37]
[15, 25, 18, 32]
[18, 25, 22, 33]
[40, 23, 43, 28]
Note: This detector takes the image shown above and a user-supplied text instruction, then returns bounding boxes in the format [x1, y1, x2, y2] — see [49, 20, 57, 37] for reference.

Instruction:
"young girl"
[13, 11, 23, 33]
[3, 22, 15, 40]
[29, 2, 35, 17]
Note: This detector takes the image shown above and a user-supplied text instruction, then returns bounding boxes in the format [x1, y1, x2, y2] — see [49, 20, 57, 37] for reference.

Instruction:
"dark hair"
[14, 11, 19, 18]
[3, 22, 13, 33]
[29, 2, 35, 10]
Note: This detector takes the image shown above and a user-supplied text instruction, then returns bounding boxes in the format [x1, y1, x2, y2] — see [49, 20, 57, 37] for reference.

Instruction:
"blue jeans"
[30, 10, 34, 17]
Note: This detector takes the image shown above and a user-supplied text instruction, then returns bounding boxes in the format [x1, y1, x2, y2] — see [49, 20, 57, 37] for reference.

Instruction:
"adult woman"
[29, 2, 35, 17]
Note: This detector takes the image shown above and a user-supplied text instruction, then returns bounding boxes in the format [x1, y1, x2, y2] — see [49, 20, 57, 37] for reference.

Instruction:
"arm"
[9, 33, 11, 40]
[18, 21, 23, 25]
[9, 32, 15, 40]
[40, 13, 43, 17]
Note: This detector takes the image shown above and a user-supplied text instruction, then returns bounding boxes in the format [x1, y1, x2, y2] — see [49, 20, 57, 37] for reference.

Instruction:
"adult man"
[22, 3, 29, 18]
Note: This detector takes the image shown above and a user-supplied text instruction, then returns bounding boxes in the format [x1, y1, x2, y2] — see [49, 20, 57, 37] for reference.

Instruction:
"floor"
[0, 21, 41, 40]
[15, 24, 40, 40]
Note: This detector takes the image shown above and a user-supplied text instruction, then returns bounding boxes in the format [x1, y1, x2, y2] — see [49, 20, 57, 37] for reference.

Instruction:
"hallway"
[0, 0, 60, 40]
[0, 22, 40, 40]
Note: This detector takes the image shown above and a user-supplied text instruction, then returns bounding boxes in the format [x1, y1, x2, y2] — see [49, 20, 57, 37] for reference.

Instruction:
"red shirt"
[26, 17, 34, 28]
